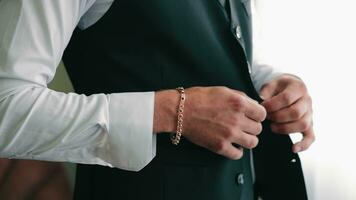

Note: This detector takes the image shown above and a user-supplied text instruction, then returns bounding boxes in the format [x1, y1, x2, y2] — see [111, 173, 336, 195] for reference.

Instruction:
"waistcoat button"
[235, 26, 242, 39]
[235, 173, 244, 185]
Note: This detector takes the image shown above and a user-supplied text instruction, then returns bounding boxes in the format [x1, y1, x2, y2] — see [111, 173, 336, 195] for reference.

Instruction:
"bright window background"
[254, 0, 356, 199]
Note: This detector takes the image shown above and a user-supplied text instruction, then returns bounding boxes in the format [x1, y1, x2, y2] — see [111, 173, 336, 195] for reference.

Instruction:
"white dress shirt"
[0, 0, 282, 172]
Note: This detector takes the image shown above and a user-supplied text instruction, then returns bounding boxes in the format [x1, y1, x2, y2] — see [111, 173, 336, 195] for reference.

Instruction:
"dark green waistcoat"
[63, 0, 308, 199]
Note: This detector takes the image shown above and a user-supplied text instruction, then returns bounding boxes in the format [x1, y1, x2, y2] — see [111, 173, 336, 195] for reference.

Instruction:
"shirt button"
[235, 26, 242, 39]
[235, 173, 244, 186]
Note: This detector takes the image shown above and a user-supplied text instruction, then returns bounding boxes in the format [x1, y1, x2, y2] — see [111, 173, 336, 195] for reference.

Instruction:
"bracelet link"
[171, 87, 185, 145]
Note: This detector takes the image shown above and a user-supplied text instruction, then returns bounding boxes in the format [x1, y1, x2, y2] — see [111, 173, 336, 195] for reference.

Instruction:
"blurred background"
[1, 0, 355, 199]
[255, 0, 356, 199]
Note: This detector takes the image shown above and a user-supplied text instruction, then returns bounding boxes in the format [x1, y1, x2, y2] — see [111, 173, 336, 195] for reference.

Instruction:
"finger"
[232, 131, 259, 149]
[216, 143, 244, 160]
[262, 86, 303, 113]
[270, 111, 312, 134]
[268, 96, 310, 123]
[292, 127, 316, 153]
[238, 116, 263, 135]
[259, 81, 279, 99]
[231, 92, 267, 122]
[244, 99, 267, 122]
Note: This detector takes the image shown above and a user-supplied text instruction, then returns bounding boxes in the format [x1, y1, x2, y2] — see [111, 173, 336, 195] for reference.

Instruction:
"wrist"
[153, 89, 179, 133]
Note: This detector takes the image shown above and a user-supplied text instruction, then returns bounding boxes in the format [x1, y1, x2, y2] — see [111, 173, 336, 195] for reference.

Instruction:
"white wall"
[254, 1, 356, 199]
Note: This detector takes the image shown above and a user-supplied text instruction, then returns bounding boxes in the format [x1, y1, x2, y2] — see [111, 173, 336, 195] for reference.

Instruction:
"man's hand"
[154, 87, 267, 160]
[260, 74, 315, 153]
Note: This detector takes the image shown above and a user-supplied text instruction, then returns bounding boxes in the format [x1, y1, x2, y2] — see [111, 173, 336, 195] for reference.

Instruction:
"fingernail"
[260, 95, 265, 100]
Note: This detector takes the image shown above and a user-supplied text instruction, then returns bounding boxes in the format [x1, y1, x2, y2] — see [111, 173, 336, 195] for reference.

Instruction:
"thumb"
[259, 81, 278, 100]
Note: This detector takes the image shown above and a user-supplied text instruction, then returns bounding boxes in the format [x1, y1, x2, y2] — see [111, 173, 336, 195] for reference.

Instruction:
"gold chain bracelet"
[171, 87, 186, 145]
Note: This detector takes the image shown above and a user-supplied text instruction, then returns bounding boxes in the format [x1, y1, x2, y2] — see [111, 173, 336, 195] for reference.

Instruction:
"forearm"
[153, 89, 179, 134]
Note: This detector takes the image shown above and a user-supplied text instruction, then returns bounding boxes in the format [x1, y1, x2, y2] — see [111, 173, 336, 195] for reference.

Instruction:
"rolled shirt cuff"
[106, 92, 156, 171]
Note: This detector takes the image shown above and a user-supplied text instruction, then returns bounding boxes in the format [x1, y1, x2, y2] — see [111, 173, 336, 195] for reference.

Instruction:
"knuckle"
[302, 87, 308, 95]
[212, 139, 227, 153]
[299, 82, 307, 92]
[232, 96, 246, 112]
[262, 106, 267, 117]
[281, 92, 293, 105]
[246, 137, 259, 149]
[259, 108, 267, 121]
[218, 86, 230, 93]
[220, 143, 231, 155]
[250, 122, 263, 135]
[224, 126, 236, 139]
[234, 90, 247, 97]
[238, 91, 247, 97]
[290, 107, 303, 119]
[299, 120, 311, 131]
[256, 123, 263, 135]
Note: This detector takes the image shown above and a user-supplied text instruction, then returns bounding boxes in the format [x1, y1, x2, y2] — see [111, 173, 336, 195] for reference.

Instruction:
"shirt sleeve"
[249, 0, 283, 92]
[0, 0, 156, 171]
